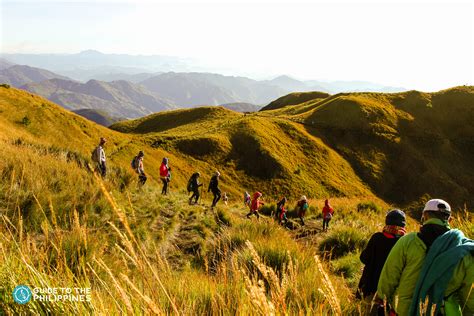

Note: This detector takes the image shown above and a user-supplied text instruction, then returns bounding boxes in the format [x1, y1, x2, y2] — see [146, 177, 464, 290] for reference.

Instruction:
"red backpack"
[159, 163, 168, 177]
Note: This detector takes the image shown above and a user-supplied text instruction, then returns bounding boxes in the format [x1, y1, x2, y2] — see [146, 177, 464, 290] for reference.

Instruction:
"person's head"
[385, 209, 406, 227]
[281, 197, 287, 203]
[138, 151, 144, 157]
[254, 191, 262, 199]
[422, 199, 451, 222]
[99, 137, 107, 145]
[300, 195, 307, 202]
[325, 199, 329, 206]
[195, 172, 200, 178]
[215, 171, 220, 177]
[162, 157, 169, 165]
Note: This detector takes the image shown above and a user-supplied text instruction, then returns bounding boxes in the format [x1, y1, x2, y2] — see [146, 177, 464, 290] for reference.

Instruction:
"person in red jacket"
[322, 199, 334, 231]
[247, 192, 264, 219]
[159, 157, 171, 195]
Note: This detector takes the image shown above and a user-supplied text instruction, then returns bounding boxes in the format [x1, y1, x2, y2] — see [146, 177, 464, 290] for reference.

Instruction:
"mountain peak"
[78, 49, 104, 56]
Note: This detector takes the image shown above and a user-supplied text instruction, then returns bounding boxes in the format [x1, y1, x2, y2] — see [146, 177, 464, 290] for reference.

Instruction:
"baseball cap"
[423, 199, 451, 214]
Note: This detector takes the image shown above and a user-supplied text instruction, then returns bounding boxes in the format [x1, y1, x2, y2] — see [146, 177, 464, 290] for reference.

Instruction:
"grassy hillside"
[260, 91, 330, 111]
[0, 85, 472, 314]
[111, 106, 373, 200]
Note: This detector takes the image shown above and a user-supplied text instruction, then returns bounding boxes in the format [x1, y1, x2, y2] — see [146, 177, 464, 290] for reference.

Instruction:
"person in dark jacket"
[357, 209, 406, 313]
[208, 171, 221, 208]
[275, 197, 287, 224]
[188, 172, 203, 205]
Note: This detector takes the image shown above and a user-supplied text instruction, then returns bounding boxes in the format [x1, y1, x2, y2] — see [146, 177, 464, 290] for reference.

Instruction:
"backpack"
[160, 163, 168, 177]
[131, 156, 138, 170]
[91, 147, 99, 162]
[187, 178, 194, 192]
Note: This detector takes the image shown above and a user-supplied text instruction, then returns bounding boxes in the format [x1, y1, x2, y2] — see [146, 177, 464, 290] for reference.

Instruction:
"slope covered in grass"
[0, 85, 473, 315]
[111, 105, 373, 199]
[260, 91, 330, 111]
[297, 86, 474, 206]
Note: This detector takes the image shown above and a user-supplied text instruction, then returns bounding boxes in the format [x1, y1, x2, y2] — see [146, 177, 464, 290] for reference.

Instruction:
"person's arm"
[377, 236, 407, 304]
[451, 254, 474, 314]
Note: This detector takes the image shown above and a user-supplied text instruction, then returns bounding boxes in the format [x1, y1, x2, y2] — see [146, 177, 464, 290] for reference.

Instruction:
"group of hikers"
[91, 138, 335, 229]
[92, 138, 473, 315]
[357, 199, 473, 315]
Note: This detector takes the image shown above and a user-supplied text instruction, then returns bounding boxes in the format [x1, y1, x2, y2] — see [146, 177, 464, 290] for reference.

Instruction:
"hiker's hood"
[162, 157, 169, 165]
[324, 199, 330, 207]
[253, 192, 262, 199]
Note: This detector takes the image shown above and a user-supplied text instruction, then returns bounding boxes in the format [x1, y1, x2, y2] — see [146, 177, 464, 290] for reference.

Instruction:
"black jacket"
[357, 232, 401, 297]
[208, 175, 219, 192]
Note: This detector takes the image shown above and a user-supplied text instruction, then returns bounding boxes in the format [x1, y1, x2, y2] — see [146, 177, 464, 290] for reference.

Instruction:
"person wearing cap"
[93, 137, 107, 177]
[377, 199, 474, 316]
[136, 151, 147, 186]
[208, 171, 221, 208]
[356, 210, 406, 311]
[296, 196, 309, 226]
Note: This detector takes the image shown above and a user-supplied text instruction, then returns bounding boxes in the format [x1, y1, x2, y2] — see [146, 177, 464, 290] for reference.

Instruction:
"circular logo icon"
[12, 285, 32, 304]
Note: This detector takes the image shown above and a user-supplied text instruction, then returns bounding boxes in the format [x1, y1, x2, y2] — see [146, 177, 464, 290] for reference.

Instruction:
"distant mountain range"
[0, 51, 407, 119]
[21, 78, 176, 118]
[140, 72, 287, 107]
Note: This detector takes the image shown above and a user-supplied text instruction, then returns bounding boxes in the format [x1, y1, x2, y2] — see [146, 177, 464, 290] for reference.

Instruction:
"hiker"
[276, 197, 288, 225]
[187, 172, 203, 205]
[322, 199, 334, 231]
[208, 171, 221, 208]
[356, 209, 406, 312]
[296, 196, 309, 226]
[159, 157, 171, 195]
[132, 151, 147, 186]
[275, 197, 286, 221]
[91, 137, 107, 177]
[247, 191, 264, 219]
[243, 191, 251, 209]
[222, 192, 229, 205]
[377, 199, 474, 316]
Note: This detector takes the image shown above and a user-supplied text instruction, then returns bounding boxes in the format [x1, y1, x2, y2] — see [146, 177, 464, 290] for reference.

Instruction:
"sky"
[1, 0, 473, 90]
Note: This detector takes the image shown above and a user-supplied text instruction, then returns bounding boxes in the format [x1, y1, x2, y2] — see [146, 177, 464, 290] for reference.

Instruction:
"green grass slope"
[111, 106, 374, 200]
[295, 86, 474, 207]
[260, 91, 330, 111]
[0, 85, 472, 315]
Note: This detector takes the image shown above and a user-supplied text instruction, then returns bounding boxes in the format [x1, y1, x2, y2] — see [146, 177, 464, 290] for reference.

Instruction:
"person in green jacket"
[377, 199, 474, 316]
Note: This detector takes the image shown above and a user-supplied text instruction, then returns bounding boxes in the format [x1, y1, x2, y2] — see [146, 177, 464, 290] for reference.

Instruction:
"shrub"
[319, 227, 367, 258]
[216, 208, 233, 226]
[0, 83, 10, 89]
[259, 204, 275, 216]
[331, 252, 362, 280]
[21, 116, 31, 126]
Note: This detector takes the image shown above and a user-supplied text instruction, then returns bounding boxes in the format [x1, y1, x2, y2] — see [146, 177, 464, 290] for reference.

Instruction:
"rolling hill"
[113, 86, 474, 208]
[0, 64, 69, 87]
[21, 78, 177, 118]
[0, 85, 472, 315]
